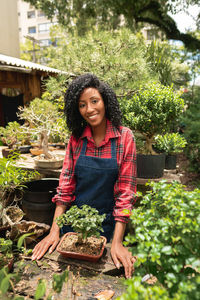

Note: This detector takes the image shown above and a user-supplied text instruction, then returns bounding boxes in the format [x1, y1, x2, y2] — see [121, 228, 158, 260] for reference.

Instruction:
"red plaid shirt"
[52, 119, 137, 223]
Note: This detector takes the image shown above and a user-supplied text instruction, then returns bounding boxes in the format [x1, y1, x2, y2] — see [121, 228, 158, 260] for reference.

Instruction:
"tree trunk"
[41, 131, 52, 159]
[145, 136, 156, 155]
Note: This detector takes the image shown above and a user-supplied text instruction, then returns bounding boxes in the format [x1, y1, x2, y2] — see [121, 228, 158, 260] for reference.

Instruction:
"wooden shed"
[0, 54, 66, 126]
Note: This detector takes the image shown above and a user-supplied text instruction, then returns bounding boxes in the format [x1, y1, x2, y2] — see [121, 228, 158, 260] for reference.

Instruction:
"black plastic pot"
[165, 155, 177, 170]
[19, 145, 32, 154]
[22, 178, 59, 225]
[137, 154, 165, 179]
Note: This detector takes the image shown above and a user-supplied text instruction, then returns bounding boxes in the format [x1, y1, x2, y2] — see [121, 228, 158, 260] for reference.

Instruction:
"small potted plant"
[0, 122, 21, 158]
[18, 98, 69, 169]
[154, 133, 187, 169]
[123, 83, 184, 178]
[56, 205, 107, 262]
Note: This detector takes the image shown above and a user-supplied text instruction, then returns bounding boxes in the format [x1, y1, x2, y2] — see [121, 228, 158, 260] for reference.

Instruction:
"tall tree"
[24, 0, 200, 51]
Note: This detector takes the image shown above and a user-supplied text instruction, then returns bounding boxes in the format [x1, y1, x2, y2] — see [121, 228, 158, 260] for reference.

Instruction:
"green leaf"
[34, 279, 46, 300]
[161, 246, 173, 255]
[17, 232, 35, 249]
[0, 276, 10, 294]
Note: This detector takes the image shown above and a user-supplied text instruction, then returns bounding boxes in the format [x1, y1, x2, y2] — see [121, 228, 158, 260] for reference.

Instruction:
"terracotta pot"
[30, 148, 43, 156]
[57, 232, 107, 262]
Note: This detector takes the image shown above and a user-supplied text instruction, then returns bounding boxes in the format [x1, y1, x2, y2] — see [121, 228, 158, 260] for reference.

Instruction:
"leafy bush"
[180, 96, 200, 172]
[56, 205, 106, 243]
[124, 181, 200, 298]
[0, 122, 28, 149]
[0, 156, 39, 208]
[118, 275, 200, 300]
[123, 84, 184, 154]
[154, 133, 187, 154]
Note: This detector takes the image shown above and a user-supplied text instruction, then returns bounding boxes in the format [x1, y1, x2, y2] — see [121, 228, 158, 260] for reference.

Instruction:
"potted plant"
[56, 205, 107, 262]
[154, 133, 187, 169]
[0, 156, 39, 218]
[18, 98, 69, 169]
[0, 121, 31, 158]
[123, 83, 184, 178]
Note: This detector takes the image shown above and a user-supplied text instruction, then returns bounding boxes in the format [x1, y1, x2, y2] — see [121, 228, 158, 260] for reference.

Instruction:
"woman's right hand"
[31, 230, 60, 260]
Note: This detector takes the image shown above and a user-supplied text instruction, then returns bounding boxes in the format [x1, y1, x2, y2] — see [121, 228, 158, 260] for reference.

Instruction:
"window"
[27, 11, 35, 18]
[38, 23, 51, 33]
[39, 39, 51, 46]
[28, 26, 36, 34]
[37, 10, 45, 17]
[38, 22, 57, 33]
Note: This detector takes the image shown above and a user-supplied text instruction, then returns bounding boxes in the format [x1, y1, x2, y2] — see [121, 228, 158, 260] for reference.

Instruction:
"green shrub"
[0, 156, 39, 208]
[123, 84, 184, 154]
[154, 133, 187, 154]
[124, 181, 200, 298]
[0, 122, 28, 149]
[181, 98, 200, 172]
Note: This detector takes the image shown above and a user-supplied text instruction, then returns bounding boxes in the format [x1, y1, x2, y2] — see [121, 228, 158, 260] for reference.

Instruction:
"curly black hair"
[64, 73, 122, 138]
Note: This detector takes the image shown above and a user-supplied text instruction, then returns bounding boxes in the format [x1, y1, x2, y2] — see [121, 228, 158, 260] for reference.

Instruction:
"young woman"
[32, 74, 137, 278]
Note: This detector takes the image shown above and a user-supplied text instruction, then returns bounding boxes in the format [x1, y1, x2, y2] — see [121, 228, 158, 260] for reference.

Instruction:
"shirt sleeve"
[113, 129, 137, 223]
[52, 135, 76, 206]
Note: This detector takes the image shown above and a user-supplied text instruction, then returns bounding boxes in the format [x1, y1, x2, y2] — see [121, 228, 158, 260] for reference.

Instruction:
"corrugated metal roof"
[0, 53, 67, 74]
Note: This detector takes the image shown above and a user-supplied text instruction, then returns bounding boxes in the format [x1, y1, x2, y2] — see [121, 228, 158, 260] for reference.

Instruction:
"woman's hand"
[111, 241, 136, 278]
[31, 204, 66, 260]
[31, 230, 60, 260]
[111, 221, 136, 278]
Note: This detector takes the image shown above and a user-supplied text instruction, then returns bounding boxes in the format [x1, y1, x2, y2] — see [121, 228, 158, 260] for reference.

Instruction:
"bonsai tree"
[56, 205, 106, 244]
[0, 121, 26, 150]
[123, 83, 184, 154]
[154, 133, 187, 155]
[18, 98, 69, 159]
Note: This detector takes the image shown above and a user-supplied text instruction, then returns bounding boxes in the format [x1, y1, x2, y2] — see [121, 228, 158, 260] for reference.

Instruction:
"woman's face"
[78, 88, 106, 129]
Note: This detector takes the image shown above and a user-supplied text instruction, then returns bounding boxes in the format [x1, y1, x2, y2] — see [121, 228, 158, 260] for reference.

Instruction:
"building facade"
[17, 0, 57, 46]
[0, 0, 20, 58]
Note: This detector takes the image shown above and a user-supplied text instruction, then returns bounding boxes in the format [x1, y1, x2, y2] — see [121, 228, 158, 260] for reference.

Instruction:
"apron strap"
[80, 138, 87, 155]
[111, 138, 116, 158]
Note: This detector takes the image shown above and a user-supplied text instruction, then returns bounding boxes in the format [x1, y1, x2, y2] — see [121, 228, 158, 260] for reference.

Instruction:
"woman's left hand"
[111, 241, 136, 279]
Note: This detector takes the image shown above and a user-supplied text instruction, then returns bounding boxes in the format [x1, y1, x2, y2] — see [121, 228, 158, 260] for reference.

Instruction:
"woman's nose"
[87, 103, 94, 113]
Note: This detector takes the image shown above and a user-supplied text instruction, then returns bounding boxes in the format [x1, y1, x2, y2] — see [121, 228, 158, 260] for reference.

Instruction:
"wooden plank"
[44, 243, 119, 275]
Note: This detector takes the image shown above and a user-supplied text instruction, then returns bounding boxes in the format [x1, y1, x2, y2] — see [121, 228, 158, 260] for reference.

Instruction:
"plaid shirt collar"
[81, 119, 121, 145]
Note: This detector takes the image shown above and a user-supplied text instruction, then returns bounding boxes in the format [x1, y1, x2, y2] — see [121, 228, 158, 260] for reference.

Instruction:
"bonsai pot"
[165, 154, 177, 170]
[19, 145, 32, 154]
[2, 148, 14, 158]
[30, 148, 43, 156]
[22, 178, 58, 225]
[57, 232, 107, 262]
[137, 153, 165, 179]
[34, 155, 64, 169]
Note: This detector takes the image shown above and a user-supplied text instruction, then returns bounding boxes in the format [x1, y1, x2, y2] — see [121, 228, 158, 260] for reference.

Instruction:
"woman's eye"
[92, 99, 98, 104]
[79, 103, 85, 108]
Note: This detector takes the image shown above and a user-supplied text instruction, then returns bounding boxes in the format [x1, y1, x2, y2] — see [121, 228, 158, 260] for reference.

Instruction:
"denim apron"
[61, 137, 118, 242]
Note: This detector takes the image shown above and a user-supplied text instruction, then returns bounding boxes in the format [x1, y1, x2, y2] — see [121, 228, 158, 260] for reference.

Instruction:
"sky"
[171, 4, 200, 33]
